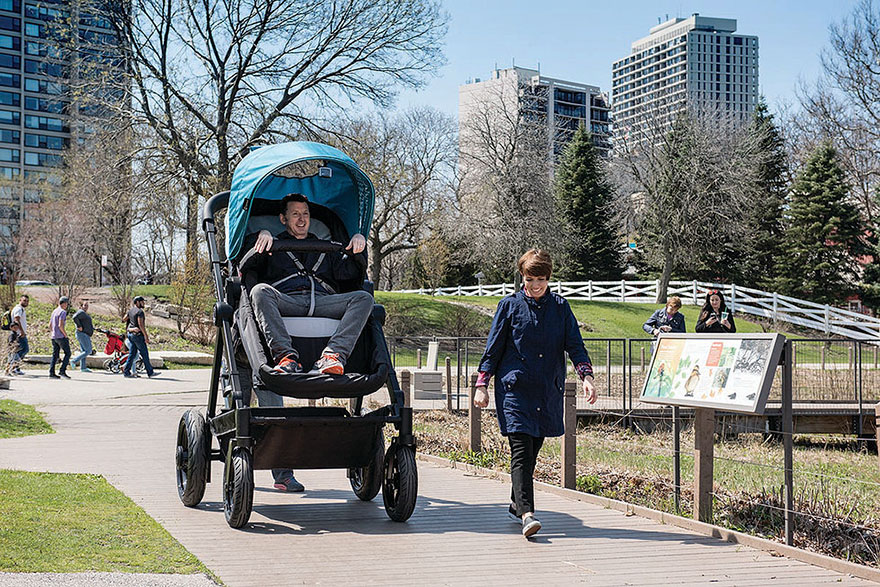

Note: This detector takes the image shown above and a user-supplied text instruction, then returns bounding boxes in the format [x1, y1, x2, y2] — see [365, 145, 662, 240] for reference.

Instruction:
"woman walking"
[695, 290, 737, 333]
[473, 249, 596, 538]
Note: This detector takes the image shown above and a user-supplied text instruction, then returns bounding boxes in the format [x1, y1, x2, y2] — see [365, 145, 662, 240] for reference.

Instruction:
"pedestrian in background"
[695, 289, 737, 333]
[71, 300, 94, 373]
[48, 296, 71, 379]
[124, 295, 160, 378]
[643, 296, 686, 337]
[6, 294, 28, 376]
[473, 249, 596, 539]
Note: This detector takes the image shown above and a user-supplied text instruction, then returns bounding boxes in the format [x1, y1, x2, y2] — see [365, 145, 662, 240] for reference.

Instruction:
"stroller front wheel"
[382, 443, 418, 522]
[223, 446, 254, 528]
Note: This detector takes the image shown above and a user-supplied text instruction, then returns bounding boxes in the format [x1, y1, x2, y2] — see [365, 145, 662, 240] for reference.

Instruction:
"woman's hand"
[660, 325, 672, 332]
[254, 230, 273, 253]
[706, 315, 718, 326]
[721, 319, 731, 329]
[473, 385, 490, 408]
[582, 375, 596, 405]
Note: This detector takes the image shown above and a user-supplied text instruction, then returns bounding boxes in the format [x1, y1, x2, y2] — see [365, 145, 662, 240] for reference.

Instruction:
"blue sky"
[394, 0, 858, 118]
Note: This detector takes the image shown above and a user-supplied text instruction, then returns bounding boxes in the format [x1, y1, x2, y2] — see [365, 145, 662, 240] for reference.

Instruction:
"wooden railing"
[395, 280, 880, 340]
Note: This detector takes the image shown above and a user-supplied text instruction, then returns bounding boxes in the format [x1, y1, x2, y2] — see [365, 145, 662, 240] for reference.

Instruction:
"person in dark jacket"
[643, 296, 686, 337]
[249, 193, 372, 376]
[695, 290, 736, 333]
[71, 300, 94, 372]
[473, 249, 596, 538]
[246, 193, 372, 494]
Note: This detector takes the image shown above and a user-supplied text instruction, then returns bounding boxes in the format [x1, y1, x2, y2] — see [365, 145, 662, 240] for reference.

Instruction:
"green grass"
[0, 470, 210, 575]
[0, 400, 53, 438]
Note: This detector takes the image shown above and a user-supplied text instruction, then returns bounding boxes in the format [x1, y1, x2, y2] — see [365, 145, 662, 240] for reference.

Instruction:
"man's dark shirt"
[127, 306, 145, 331]
[243, 231, 366, 296]
[72, 309, 94, 337]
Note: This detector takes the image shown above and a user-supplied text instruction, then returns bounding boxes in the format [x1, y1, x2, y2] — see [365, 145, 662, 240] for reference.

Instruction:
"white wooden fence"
[396, 280, 880, 340]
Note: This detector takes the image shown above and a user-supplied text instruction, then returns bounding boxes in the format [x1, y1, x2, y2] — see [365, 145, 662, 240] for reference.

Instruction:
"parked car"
[15, 279, 54, 286]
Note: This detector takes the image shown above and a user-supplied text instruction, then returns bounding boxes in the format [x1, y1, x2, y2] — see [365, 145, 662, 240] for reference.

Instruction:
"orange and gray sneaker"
[271, 355, 302, 375]
[314, 352, 344, 375]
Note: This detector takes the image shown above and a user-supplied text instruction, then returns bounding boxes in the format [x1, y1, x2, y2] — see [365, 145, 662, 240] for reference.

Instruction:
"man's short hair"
[517, 249, 553, 278]
[19, 294, 28, 300]
[280, 193, 309, 215]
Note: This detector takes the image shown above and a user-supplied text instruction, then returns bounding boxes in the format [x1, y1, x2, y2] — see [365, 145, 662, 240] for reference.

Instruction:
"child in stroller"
[97, 328, 145, 374]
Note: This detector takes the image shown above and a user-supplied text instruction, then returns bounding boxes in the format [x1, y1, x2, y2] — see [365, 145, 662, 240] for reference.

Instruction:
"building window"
[0, 128, 18, 143]
[0, 165, 18, 179]
[24, 77, 65, 94]
[24, 96, 66, 113]
[24, 132, 67, 150]
[23, 59, 64, 76]
[24, 3, 69, 21]
[0, 108, 18, 125]
[0, 15, 18, 32]
[0, 89, 18, 106]
[0, 0, 20, 13]
[0, 33, 17, 50]
[24, 150, 62, 166]
[24, 114, 65, 132]
[0, 147, 19, 162]
[0, 71, 18, 87]
[0, 52, 17, 70]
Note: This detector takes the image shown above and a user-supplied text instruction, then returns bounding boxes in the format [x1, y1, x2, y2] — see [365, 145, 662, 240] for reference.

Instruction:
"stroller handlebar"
[238, 239, 346, 272]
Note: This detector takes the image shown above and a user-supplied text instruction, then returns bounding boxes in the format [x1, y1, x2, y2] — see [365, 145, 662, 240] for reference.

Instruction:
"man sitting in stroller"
[248, 193, 372, 377]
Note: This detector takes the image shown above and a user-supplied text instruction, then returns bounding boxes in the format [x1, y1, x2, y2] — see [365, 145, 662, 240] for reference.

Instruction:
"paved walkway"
[0, 370, 874, 586]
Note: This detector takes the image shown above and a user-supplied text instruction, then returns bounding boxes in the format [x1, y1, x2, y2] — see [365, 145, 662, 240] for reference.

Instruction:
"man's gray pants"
[250, 283, 373, 365]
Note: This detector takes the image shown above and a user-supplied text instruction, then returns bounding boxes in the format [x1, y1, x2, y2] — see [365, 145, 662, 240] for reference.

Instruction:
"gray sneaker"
[273, 476, 305, 492]
[522, 512, 541, 538]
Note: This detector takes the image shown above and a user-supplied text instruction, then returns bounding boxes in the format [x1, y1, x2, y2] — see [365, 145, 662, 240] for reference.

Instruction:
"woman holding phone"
[695, 290, 736, 333]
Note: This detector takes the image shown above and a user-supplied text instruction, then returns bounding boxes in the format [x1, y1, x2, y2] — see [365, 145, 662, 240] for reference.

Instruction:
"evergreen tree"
[554, 124, 622, 280]
[859, 186, 880, 312]
[747, 101, 789, 287]
[775, 141, 865, 304]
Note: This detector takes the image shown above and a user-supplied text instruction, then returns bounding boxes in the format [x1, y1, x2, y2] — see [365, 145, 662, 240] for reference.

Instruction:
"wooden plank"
[694, 407, 715, 523]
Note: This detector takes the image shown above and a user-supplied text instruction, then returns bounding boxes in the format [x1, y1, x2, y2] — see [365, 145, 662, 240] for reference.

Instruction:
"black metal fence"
[390, 336, 880, 417]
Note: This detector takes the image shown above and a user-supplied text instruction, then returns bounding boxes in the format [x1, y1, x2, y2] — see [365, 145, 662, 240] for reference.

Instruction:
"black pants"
[50, 337, 71, 375]
[508, 433, 545, 517]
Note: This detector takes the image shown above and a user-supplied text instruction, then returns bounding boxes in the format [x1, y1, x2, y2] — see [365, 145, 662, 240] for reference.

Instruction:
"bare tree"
[612, 109, 771, 301]
[798, 0, 880, 221]
[329, 108, 456, 288]
[456, 74, 563, 283]
[94, 0, 448, 254]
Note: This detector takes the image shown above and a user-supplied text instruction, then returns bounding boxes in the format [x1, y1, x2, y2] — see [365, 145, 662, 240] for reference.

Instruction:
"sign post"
[640, 333, 786, 524]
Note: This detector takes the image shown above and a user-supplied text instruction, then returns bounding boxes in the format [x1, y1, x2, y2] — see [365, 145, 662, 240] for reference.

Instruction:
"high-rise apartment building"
[0, 0, 122, 249]
[459, 66, 611, 161]
[611, 14, 759, 149]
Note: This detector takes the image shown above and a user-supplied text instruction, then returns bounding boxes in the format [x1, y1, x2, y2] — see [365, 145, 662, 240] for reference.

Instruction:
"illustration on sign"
[641, 334, 781, 413]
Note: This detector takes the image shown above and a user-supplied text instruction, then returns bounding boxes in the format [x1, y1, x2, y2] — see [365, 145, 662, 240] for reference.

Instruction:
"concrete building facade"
[0, 0, 122, 252]
[611, 14, 759, 149]
[459, 66, 611, 161]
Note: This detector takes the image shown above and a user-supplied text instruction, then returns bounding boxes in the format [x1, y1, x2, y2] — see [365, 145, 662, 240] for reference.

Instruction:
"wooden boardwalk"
[0, 370, 875, 586]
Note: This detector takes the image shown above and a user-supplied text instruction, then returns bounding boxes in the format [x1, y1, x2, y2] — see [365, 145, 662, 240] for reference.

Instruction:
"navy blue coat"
[478, 290, 591, 438]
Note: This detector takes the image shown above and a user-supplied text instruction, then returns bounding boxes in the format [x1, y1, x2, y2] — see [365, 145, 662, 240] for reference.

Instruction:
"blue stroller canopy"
[225, 141, 375, 259]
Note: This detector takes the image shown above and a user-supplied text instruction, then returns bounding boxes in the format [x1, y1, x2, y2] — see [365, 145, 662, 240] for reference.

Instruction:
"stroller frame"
[174, 188, 417, 529]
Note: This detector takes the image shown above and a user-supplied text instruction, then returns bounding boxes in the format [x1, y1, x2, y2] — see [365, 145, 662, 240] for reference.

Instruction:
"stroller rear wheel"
[350, 428, 384, 501]
[382, 443, 418, 522]
[223, 446, 254, 528]
[175, 409, 209, 507]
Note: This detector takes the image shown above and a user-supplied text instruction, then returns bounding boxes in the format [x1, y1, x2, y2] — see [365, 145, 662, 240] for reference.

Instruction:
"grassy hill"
[375, 292, 767, 339]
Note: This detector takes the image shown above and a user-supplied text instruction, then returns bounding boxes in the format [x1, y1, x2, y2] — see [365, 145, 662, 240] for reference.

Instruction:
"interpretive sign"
[640, 333, 785, 414]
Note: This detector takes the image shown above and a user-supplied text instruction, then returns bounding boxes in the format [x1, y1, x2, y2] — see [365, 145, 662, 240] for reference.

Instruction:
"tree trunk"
[657, 245, 673, 303]
[369, 236, 382, 288]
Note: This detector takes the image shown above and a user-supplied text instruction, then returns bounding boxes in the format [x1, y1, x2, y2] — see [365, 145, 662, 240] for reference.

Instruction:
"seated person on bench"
[248, 193, 372, 375]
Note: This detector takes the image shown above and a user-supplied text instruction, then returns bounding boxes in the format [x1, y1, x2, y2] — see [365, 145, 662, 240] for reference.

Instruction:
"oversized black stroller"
[174, 142, 417, 528]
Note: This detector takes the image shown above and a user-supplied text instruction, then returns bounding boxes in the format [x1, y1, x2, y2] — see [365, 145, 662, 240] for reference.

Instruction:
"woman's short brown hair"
[666, 296, 682, 310]
[517, 249, 553, 278]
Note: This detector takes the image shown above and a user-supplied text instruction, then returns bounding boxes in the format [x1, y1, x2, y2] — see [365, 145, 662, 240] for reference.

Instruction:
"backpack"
[1, 309, 11, 331]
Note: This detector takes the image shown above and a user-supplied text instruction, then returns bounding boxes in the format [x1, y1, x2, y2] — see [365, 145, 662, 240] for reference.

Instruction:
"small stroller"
[174, 141, 417, 528]
[97, 328, 145, 374]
